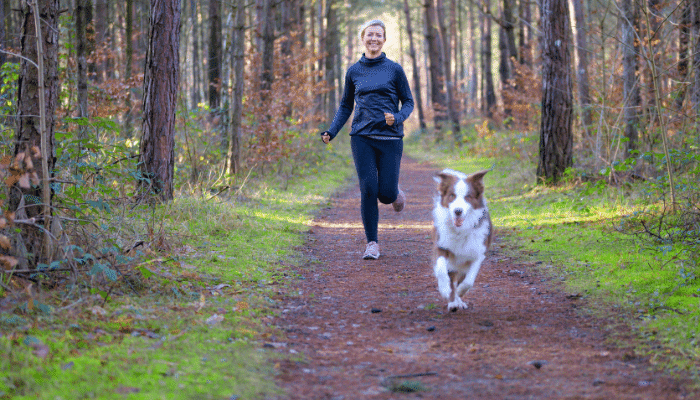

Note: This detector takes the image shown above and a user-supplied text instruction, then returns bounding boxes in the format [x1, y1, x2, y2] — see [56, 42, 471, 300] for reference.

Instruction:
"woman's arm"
[393, 65, 414, 125]
[325, 69, 356, 140]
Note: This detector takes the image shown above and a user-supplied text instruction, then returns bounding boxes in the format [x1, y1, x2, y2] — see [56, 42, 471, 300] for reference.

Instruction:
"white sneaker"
[363, 241, 380, 260]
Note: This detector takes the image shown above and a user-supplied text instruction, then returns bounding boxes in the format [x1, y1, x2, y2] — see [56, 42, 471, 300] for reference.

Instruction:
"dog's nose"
[454, 208, 463, 217]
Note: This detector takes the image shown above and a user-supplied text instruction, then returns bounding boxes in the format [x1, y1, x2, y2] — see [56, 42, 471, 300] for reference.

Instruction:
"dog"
[432, 168, 492, 311]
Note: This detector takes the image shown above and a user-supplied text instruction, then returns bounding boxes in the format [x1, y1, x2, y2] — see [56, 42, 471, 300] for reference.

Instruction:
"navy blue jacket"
[324, 53, 414, 140]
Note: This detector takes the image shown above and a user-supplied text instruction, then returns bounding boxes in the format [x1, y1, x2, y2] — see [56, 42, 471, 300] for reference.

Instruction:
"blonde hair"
[359, 19, 386, 41]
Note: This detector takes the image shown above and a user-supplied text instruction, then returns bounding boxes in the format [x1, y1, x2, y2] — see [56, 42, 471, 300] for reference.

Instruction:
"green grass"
[406, 132, 700, 379]
[0, 149, 355, 399]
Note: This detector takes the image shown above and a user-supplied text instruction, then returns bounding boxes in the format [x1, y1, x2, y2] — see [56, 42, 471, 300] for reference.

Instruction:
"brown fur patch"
[436, 173, 458, 208]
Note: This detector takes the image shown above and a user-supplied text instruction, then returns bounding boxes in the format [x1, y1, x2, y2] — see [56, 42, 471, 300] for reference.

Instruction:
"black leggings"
[350, 135, 403, 243]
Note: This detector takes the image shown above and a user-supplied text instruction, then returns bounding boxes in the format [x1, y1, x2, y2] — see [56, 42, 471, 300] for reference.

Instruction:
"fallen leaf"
[205, 314, 224, 325]
[90, 306, 107, 316]
[31, 343, 50, 359]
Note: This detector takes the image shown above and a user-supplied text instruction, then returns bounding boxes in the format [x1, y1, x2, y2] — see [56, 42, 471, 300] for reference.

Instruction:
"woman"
[320, 19, 414, 260]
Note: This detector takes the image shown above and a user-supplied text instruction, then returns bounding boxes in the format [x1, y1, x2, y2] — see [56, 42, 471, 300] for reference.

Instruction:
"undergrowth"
[406, 124, 700, 383]
[0, 137, 354, 399]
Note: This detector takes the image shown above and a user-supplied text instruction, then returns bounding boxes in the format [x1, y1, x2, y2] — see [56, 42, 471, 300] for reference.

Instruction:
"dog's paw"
[447, 298, 468, 312]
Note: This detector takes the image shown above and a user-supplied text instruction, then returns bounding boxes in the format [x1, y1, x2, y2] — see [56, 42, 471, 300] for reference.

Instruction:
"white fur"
[432, 168, 491, 312]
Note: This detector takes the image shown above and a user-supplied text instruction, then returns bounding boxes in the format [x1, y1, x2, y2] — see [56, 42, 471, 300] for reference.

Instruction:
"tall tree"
[481, 0, 496, 117]
[621, 0, 640, 157]
[227, 0, 246, 175]
[403, 0, 427, 131]
[75, 0, 89, 139]
[123, 0, 134, 137]
[571, 0, 592, 134]
[11, 0, 60, 265]
[324, 0, 338, 122]
[94, 0, 107, 82]
[436, 0, 460, 136]
[190, 0, 202, 106]
[537, 0, 573, 184]
[260, 0, 275, 95]
[208, 0, 222, 109]
[138, 0, 181, 201]
[424, 0, 447, 130]
[0, 1, 5, 67]
[676, 0, 689, 110]
[692, 0, 700, 116]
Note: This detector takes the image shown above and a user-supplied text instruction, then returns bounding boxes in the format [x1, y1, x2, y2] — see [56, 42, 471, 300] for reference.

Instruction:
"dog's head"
[434, 168, 489, 228]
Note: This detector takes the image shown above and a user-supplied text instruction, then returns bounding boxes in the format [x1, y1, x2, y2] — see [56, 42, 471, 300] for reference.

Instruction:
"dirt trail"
[271, 157, 689, 399]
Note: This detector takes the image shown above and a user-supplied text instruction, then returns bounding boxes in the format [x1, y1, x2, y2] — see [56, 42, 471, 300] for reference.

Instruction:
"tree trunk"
[124, 0, 134, 137]
[75, 0, 89, 139]
[571, 0, 592, 134]
[481, 0, 496, 118]
[138, 0, 181, 201]
[0, 1, 5, 67]
[537, 0, 573, 184]
[621, 0, 640, 157]
[12, 0, 60, 265]
[208, 0, 222, 109]
[227, 0, 245, 175]
[468, 0, 478, 114]
[190, 0, 202, 107]
[437, 0, 460, 137]
[676, 0, 689, 110]
[261, 0, 275, 94]
[645, 0, 661, 125]
[403, 0, 427, 131]
[94, 0, 106, 82]
[324, 0, 337, 122]
[424, 0, 447, 130]
[691, 0, 700, 117]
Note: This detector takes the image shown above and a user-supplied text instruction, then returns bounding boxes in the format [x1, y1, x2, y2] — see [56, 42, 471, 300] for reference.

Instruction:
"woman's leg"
[351, 136, 379, 243]
[375, 139, 403, 205]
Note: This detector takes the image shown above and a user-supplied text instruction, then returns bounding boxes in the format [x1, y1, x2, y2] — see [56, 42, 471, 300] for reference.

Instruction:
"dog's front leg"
[434, 256, 452, 300]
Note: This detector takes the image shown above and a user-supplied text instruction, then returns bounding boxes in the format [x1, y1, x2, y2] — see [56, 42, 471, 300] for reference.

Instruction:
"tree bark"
[123, 0, 134, 137]
[481, 0, 496, 118]
[676, 0, 689, 110]
[621, 0, 640, 157]
[227, 0, 245, 175]
[12, 0, 60, 265]
[437, 0, 460, 136]
[537, 0, 573, 184]
[208, 0, 222, 109]
[75, 0, 89, 139]
[94, 0, 107, 82]
[261, 0, 275, 94]
[424, 0, 447, 130]
[190, 0, 202, 107]
[403, 0, 427, 131]
[571, 0, 592, 134]
[324, 0, 337, 122]
[691, 0, 700, 117]
[0, 1, 5, 67]
[138, 0, 181, 201]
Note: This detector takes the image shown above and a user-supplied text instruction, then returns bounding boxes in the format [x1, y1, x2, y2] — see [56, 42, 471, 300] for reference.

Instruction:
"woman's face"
[362, 25, 385, 57]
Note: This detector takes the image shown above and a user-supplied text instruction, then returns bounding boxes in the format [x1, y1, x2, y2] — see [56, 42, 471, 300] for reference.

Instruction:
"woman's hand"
[321, 132, 331, 144]
[384, 112, 395, 126]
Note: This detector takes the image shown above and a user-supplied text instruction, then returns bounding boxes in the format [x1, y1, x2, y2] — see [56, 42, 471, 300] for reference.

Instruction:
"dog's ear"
[435, 172, 455, 195]
[467, 170, 489, 196]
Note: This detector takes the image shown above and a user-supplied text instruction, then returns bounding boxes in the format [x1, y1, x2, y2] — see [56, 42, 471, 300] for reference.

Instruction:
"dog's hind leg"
[447, 271, 468, 311]
[434, 256, 452, 299]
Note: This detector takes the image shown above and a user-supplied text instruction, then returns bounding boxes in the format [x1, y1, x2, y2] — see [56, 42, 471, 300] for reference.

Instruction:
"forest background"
[0, 0, 698, 398]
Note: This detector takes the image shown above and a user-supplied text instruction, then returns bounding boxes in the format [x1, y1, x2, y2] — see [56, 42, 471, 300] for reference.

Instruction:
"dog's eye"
[447, 193, 456, 201]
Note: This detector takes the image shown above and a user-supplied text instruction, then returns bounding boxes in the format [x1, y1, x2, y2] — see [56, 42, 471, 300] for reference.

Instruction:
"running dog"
[432, 168, 492, 311]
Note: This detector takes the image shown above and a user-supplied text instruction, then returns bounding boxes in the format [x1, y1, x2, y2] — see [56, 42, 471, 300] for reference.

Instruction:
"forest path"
[271, 156, 688, 399]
